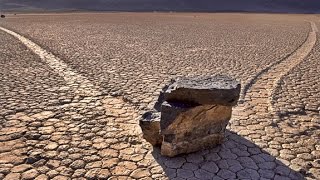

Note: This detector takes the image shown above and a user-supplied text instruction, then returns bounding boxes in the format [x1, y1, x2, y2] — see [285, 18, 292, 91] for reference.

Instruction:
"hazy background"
[0, 0, 320, 13]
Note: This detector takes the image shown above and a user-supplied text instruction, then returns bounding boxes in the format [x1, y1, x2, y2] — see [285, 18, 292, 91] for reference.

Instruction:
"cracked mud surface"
[0, 13, 319, 179]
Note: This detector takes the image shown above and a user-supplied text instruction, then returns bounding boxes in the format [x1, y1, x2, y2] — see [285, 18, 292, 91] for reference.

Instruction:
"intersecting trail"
[0, 23, 316, 179]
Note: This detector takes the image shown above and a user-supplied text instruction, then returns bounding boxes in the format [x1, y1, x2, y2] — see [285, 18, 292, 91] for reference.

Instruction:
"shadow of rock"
[152, 130, 305, 180]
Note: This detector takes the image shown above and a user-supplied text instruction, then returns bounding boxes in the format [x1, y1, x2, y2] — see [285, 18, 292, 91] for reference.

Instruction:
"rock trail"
[0, 18, 319, 179]
[239, 21, 317, 115]
[231, 21, 319, 179]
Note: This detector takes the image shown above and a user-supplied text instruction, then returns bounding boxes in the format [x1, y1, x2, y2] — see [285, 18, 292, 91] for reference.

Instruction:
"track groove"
[241, 21, 317, 116]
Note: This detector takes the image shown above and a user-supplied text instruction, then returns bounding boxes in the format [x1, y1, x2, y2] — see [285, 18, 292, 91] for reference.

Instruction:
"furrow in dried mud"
[241, 22, 317, 116]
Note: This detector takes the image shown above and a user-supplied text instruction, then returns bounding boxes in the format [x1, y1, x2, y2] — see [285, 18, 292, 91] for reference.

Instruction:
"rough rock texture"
[163, 76, 241, 106]
[140, 76, 240, 157]
[139, 112, 162, 146]
[161, 102, 232, 157]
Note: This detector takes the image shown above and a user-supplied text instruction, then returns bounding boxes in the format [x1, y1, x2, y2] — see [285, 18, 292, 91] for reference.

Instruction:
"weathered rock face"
[139, 112, 162, 146]
[161, 102, 232, 157]
[140, 76, 240, 157]
[164, 76, 241, 106]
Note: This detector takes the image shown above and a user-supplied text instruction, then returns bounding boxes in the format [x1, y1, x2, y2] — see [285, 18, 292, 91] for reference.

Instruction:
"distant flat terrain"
[0, 13, 319, 179]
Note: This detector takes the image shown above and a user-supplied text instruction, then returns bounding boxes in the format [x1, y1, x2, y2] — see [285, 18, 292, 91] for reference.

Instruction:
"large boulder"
[140, 75, 240, 157]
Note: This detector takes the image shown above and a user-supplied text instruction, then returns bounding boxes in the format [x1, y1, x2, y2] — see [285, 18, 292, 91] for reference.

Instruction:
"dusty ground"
[0, 13, 319, 179]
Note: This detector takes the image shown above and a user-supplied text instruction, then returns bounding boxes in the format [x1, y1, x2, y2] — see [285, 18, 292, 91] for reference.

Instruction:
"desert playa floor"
[0, 13, 319, 179]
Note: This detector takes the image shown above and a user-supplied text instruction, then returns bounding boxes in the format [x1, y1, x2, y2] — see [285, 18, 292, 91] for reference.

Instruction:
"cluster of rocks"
[140, 76, 241, 157]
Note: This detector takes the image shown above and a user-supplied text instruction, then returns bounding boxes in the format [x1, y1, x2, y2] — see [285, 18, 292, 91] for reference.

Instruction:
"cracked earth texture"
[0, 13, 319, 179]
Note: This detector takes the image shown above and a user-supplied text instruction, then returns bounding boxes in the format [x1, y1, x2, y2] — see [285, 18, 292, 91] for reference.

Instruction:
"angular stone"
[102, 158, 119, 168]
[70, 160, 85, 169]
[97, 169, 111, 179]
[84, 168, 100, 179]
[11, 164, 32, 173]
[0, 152, 25, 165]
[4, 173, 21, 180]
[139, 112, 162, 146]
[161, 102, 231, 157]
[72, 169, 86, 178]
[130, 169, 151, 179]
[163, 76, 240, 106]
[35, 174, 49, 180]
[52, 175, 68, 180]
[21, 169, 39, 180]
[44, 142, 58, 150]
[140, 75, 240, 157]
[46, 160, 60, 169]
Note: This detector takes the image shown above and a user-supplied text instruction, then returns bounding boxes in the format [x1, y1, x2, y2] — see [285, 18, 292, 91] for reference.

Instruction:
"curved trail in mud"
[240, 21, 317, 116]
[1, 23, 317, 179]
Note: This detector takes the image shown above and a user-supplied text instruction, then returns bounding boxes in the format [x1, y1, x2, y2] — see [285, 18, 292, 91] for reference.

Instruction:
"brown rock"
[102, 158, 119, 168]
[70, 160, 85, 169]
[44, 142, 58, 150]
[130, 169, 151, 179]
[21, 169, 39, 180]
[31, 111, 55, 120]
[98, 149, 118, 158]
[11, 164, 32, 173]
[4, 173, 21, 180]
[160, 102, 231, 157]
[139, 112, 162, 146]
[84, 168, 100, 179]
[0, 152, 26, 165]
[34, 174, 49, 180]
[52, 175, 68, 180]
[46, 160, 60, 169]
[97, 169, 111, 179]
[72, 169, 86, 178]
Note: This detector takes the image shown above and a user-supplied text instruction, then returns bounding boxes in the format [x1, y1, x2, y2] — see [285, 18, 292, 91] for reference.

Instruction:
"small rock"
[72, 169, 86, 178]
[46, 160, 60, 169]
[52, 175, 68, 180]
[11, 164, 32, 173]
[97, 169, 111, 179]
[4, 173, 21, 180]
[34, 174, 49, 180]
[84, 168, 100, 179]
[44, 142, 58, 150]
[46, 170, 59, 178]
[21, 169, 39, 180]
[70, 160, 85, 169]
[130, 169, 151, 179]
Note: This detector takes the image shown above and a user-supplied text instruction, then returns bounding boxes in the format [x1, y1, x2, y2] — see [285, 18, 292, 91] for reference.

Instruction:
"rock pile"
[140, 76, 241, 157]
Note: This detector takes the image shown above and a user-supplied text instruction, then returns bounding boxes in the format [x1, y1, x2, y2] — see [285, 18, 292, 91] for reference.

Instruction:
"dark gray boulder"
[163, 76, 240, 106]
